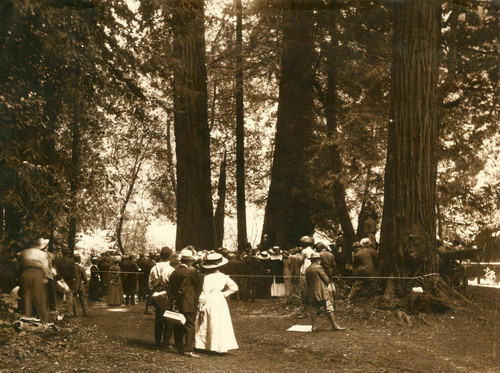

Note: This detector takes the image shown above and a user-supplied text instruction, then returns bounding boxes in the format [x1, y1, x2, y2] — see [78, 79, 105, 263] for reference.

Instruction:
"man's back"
[353, 248, 377, 276]
[169, 265, 200, 312]
[305, 262, 329, 302]
[320, 250, 335, 277]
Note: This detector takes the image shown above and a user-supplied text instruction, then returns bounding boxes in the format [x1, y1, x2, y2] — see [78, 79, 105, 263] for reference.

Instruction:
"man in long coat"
[347, 239, 378, 301]
[317, 242, 336, 279]
[168, 249, 201, 357]
[305, 252, 344, 332]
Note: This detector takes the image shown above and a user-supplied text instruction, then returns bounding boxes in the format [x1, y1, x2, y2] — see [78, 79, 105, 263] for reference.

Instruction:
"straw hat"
[201, 253, 228, 269]
[257, 251, 270, 260]
[360, 238, 371, 247]
[180, 248, 197, 261]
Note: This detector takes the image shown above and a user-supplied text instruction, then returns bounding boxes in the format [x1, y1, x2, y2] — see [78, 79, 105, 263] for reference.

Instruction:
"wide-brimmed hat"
[269, 246, 281, 255]
[360, 238, 371, 246]
[257, 251, 270, 260]
[201, 253, 228, 269]
[299, 236, 314, 245]
[352, 241, 362, 248]
[30, 238, 49, 250]
[180, 248, 197, 261]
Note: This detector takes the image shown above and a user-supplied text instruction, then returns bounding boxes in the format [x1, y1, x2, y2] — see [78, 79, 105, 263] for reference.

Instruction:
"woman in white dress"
[195, 253, 238, 354]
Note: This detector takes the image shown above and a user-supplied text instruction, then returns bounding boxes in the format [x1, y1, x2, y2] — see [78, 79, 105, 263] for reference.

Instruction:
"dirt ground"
[1, 286, 498, 373]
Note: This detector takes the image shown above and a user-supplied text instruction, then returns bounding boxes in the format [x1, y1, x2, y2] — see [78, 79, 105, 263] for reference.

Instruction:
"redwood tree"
[262, 0, 315, 250]
[172, 0, 214, 251]
[235, 0, 248, 251]
[379, 0, 440, 297]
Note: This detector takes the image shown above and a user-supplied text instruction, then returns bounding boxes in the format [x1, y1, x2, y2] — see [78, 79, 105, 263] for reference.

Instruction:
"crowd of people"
[5, 215, 384, 357]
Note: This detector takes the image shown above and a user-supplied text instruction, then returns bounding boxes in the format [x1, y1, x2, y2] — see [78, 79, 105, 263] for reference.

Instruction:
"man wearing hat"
[168, 248, 201, 357]
[242, 249, 264, 302]
[317, 242, 336, 280]
[305, 252, 345, 331]
[148, 246, 175, 348]
[347, 239, 378, 301]
[20, 238, 51, 322]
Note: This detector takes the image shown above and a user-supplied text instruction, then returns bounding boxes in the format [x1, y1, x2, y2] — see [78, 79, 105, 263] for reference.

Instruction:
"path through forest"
[2, 287, 499, 372]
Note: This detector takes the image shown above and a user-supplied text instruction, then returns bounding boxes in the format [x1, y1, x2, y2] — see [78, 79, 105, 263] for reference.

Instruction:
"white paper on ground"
[286, 324, 312, 332]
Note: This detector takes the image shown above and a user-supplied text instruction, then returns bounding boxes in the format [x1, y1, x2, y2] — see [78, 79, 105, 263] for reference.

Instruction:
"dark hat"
[160, 246, 173, 261]
[352, 241, 362, 248]
[310, 252, 321, 260]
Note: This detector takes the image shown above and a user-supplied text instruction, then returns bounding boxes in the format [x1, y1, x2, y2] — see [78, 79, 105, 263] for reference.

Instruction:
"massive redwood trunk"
[379, 0, 440, 297]
[172, 0, 214, 251]
[262, 0, 315, 250]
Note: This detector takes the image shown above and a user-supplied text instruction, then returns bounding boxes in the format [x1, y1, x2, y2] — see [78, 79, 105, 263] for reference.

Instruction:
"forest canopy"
[0, 0, 498, 266]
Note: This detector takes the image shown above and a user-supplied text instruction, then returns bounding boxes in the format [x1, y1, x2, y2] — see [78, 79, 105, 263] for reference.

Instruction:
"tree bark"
[115, 160, 142, 254]
[213, 151, 227, 249]
[324, 26, 356, 249]
[380, 0, 440, 298]
[172, 0, 214, 251]
[68, 119, 80, 254]
[235, 0, 248, 252]
[262, 0, 315, 250]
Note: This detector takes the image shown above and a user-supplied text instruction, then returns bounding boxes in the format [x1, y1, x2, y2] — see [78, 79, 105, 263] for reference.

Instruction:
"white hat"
[360, 238, 371, 246]
[30, 238, 49, 250]
[257, 251, 270, 260]
[180, 249, 197, 261]
[201, 253, 228, 269]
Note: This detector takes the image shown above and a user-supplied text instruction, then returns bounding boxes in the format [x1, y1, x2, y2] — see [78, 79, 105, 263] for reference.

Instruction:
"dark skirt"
[108, 281, 123, 306]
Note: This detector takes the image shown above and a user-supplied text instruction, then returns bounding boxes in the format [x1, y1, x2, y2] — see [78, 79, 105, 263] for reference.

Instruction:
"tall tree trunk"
[172, 0, 214, 251]
[262, 0, 315, 250]
[325, 26, 356, 249]
[116, 160, 142, 254]
[68, 119, 80, 254]
[380, 0, 440, 298]
[235, 0, 247, 252]
[356, 167, 373, 239]
[213, 151, 227, 249]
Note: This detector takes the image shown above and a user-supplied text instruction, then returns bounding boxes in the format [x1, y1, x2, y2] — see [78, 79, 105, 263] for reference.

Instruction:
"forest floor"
[1, 285, 498, 373]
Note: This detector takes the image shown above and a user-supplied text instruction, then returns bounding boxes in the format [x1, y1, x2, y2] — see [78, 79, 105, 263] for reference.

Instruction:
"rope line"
[92, 271, 441, 280]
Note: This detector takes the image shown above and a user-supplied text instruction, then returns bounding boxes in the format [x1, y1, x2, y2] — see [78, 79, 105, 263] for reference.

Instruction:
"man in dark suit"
[317, 242, 336, 279]
[305, 252, 345, 332]
[54, 247, 76, 315]
[168, 248, 201, 357]
[73, 254, 88, 316]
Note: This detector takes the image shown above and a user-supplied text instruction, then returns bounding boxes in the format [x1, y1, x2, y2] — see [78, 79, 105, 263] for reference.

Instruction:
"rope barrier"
[91, 270, 441, 281]
[223, 273, 441, 280]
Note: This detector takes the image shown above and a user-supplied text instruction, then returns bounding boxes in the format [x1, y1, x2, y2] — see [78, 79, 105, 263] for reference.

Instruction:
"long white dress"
[195, 272, 238, 353]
